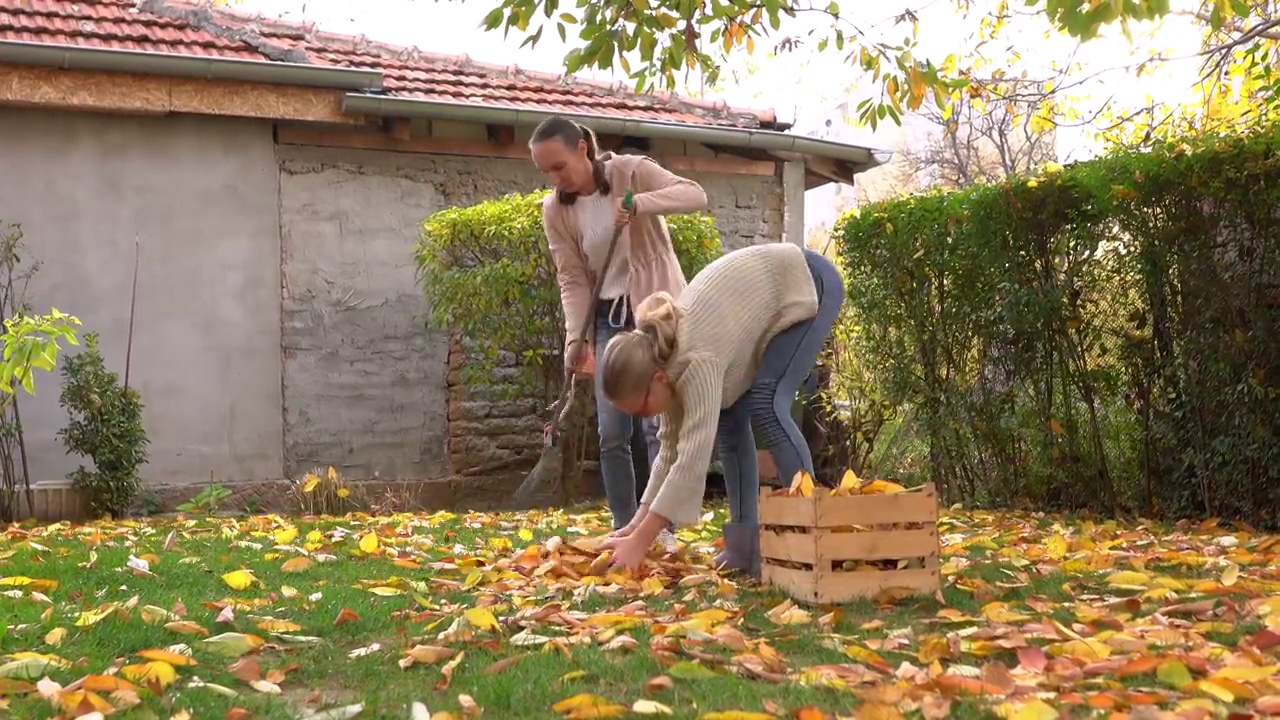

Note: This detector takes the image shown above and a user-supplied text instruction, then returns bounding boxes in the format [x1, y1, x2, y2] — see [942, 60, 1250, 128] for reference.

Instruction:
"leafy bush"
[834, 126, 1280, 527]
[0, 220, 83, 523]
[414, 190, 724, 397]
[58, 332, 150, 518]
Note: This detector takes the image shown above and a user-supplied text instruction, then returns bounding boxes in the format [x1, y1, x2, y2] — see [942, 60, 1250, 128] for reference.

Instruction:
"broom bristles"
[512, 445, 562, 504]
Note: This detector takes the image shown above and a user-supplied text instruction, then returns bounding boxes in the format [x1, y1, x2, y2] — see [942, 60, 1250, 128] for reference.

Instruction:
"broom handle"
[549, 186, 635, 428]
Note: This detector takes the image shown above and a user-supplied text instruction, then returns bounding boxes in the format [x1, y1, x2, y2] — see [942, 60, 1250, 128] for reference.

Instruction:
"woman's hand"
[606, 508, 665, 571]
[565, 340, 595, 376]
[614, 196, 635, 226]
[608, 531, 652, 572]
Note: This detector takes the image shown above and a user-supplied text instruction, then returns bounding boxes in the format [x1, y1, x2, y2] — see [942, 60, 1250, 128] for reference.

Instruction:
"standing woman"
[596, 242, 845, 575]
[529, 115, 709, 534]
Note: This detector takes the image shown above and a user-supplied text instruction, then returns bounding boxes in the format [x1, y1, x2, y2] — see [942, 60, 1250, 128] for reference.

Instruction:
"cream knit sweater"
[641, 242, 820, 525]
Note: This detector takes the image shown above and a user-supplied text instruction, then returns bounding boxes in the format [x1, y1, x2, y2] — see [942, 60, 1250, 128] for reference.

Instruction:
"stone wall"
[276, 144, 548, 480]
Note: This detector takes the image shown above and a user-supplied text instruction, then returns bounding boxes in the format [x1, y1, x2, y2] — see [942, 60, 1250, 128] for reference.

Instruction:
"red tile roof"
[0, 0, 787, 130]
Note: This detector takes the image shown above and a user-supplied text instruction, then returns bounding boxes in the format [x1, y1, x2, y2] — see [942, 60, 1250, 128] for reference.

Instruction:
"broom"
[512, 186, 635, 505]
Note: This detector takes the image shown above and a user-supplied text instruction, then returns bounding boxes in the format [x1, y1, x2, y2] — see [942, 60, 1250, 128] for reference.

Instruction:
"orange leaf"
[334, 607, 360, 626]
[1117, 655, 1163, 676]
[280, 556, 313, 573]
[933, 674, 1008, 697]
[80, 674, 139, 693]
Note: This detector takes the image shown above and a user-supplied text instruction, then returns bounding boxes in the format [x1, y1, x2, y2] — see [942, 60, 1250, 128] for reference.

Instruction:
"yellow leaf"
[1009, 700, 1059, 720]
[464, 607, 501, 632]
[336, 487, 351, 498]
[462, 569, 483, 590]
[789, 470, 815, 497]
[368, 586, 405, 597]
[140, 605, 178, 625]
[136, 649, 198, 666]
[699, 713, 777, 720]
[74, 603, 118, 627]
[1197, 679, 1235, 702]
[201, 632, 265, 657]
[44, 627, 67, 646]
[518, 529, 534, 542]
[861, 479, 907, 494]
[275, 527, 299, 545]
[358, 532, 379, 553]
[302, 473, 320, 493]
[120, 660, 178, 689]
[1211, 664, 1278, 682]
[1052, 638, 1112, 661]
[1105, 570, 1151, 588]
[551, 694, 627, 718]
[632, 699, 673, 715]
[1221, 562, 1240, 586]
[256, 619, 302, 633]
[221, 569, 257, 591]
[1044, 535, 1067, 560]
[837, 468, 861, 492]
[640, 577, 665, 596]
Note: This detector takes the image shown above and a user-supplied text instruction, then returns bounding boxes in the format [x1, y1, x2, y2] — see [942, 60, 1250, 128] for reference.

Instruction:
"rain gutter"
[341, 93, 893, 168]
[0, 40, 383, 91]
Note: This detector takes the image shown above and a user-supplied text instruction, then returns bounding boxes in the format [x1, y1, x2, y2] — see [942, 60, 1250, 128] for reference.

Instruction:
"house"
[0, 0, 887, 516]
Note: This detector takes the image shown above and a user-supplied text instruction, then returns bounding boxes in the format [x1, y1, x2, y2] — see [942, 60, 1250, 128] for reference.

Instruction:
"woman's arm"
[639, 412, 679, 507]
[630, 158, 709, 217]
[540, 196, 591, 349]
[646, 355, 722, 526]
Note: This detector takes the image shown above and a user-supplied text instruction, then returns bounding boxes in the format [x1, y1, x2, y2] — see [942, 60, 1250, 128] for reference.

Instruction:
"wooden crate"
[759, 482, 941, 605]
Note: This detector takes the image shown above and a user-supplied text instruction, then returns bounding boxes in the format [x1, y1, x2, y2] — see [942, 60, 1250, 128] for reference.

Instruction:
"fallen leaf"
[221, 569, 258, 591]
[631, 699, 673, 715]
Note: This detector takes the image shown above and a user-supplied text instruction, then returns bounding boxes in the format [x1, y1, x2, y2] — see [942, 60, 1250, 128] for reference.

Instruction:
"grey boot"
[713, 522, 761, 578]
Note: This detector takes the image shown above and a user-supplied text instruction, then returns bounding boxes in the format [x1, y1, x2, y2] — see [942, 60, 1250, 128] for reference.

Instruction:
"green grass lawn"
[2, 500, 1278, 720]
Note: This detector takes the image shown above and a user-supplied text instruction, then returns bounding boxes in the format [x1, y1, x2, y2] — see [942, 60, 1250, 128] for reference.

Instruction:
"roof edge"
[341, 93, 888, 170]
[0, 39, 383, 90]
[158, 0, 786, 131]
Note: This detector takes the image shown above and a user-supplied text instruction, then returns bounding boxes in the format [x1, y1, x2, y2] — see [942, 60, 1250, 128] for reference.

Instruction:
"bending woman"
[529, 116, 709, 533]
[597, 242, 845, 574]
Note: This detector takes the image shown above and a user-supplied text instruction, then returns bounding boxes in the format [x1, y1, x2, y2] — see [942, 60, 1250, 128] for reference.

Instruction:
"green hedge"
[835, 128, 1280, 526]
[414, 190, 723, 401]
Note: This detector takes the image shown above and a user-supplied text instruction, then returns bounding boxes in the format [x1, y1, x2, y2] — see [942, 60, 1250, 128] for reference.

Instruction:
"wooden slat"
[814, 568, 940, 605]
[760, 529, 817, 564]
[761, 563, 819, 604]
[758, 492, 815, 527]
[0, 64, 354, 124]
[819, 528, 938, 563]
[816, 485, 937, 527]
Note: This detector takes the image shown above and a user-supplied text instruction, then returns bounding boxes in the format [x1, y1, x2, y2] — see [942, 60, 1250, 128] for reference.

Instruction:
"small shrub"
[58, 332, 150, 518]
[414, 190, 724, 396]
[176, 483, 232, 515]
[292, 465, 355, 516]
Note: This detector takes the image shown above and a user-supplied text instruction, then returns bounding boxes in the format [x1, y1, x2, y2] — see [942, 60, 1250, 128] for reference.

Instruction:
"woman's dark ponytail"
[530, 115, 611, 205]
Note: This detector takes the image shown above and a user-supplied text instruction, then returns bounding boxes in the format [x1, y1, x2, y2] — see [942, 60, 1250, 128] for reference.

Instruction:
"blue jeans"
[715, 248, 845, 525]
[594, 296, 660, 529]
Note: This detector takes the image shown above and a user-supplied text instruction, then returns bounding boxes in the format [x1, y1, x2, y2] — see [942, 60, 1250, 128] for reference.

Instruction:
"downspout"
[341, 94, 893, 169]
[0, 40, 383, 91]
